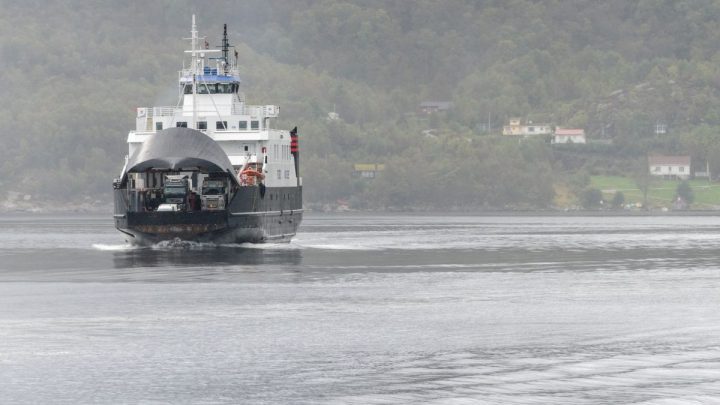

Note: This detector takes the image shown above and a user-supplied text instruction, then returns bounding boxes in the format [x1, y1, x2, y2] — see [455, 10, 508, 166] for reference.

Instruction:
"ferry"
[113, 16, 302, 245]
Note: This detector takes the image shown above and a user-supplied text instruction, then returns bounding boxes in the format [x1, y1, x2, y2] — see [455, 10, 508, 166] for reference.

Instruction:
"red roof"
[555, 128, 585, 136]
[648, 155, 691, 166]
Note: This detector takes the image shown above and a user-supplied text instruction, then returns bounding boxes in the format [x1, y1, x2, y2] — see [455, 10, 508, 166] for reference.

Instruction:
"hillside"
[2, 1, 720, 210]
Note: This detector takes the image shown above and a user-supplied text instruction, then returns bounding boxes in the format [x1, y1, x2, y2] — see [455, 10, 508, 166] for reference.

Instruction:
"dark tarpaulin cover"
[121, 127, 237, 185]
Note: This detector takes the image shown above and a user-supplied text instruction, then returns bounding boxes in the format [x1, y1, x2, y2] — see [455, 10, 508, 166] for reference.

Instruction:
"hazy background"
[3, 0, 720, 211]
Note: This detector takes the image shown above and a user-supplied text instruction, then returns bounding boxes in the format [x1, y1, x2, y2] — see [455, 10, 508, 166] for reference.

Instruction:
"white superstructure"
[125, 16, 299, 188]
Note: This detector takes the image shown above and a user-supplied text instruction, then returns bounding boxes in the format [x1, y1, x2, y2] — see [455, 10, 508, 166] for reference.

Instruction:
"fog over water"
[2, 213, 720, 403]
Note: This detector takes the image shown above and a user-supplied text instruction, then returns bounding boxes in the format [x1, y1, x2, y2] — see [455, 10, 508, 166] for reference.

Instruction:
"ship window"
[244, 145, 249, 151]
[198, 121, 207, 130]
[251, 120, 259, 130]
[284, 170, 290, 179]
[216, 121, 227, 130]
[176, 121, 188, 128]
[193, 83, 233, 94]
[239, 121, 247, 130]
[155, 122, 163, 131]
[277, 170, 281, 179]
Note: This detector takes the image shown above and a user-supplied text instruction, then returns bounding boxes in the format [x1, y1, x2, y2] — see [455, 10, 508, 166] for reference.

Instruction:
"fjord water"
[2, 214, 720, 403]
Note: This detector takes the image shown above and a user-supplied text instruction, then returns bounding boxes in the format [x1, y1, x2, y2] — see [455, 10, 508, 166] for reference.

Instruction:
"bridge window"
[239, 121, 247, 130]
[198, 121, 207, 130]
[155, 122, 163, 131]
[216, 121, 227, 130]
[176, 121, 187, 127]
[183, 82, 237, 94]
[251, 120, 259, 130]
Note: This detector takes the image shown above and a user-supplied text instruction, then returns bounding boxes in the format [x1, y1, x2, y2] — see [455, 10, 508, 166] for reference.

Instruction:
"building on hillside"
[655, 123, 667, 135]
[327, 104, 341, 121]
[648, 155, 691, 180]
[553, 128, 586, 144]
[419, 101, 452, 115]
[353, 163, 385, 179]
[502, 118, 552, 136]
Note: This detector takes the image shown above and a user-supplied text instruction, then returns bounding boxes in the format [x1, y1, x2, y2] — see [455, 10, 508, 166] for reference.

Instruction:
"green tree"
[676, 181, 694, 205]
[632, 158, 656, 209]
[581, 188, 603, 209]
[611, 191, 625, 209]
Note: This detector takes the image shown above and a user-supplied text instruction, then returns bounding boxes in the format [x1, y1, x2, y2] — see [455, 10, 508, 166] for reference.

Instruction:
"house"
[419, 101, 452, 115]
[553, 128, 586, 144]
[353, 163, 385, 179]
[648, 155, 691, 180]
[502, 118, 552, 136]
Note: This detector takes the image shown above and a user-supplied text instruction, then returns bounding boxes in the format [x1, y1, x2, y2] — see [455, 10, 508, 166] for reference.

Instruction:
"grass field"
[590, 175, 720, 208]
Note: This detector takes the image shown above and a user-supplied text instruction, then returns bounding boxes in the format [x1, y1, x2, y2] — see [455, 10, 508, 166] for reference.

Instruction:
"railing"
[137, 106, 179, 118]
[243, 105, 279, 118]
[153, 106, 178, 116]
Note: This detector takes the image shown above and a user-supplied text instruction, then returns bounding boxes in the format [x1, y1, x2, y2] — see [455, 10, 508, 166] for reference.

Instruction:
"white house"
[648, 155, 691, 180]
[502, 118, 552, 136]
[553, 128, 586, 144]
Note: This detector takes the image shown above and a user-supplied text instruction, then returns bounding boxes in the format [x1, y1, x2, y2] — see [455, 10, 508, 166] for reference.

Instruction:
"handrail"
[139, 106, 180, 117]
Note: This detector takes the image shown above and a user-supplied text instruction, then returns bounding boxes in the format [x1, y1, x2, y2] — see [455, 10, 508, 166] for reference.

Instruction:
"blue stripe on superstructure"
[180, 75, 240, 83]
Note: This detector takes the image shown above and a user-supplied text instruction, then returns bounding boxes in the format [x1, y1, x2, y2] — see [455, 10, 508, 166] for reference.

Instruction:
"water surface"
[1, 214, 720, 403]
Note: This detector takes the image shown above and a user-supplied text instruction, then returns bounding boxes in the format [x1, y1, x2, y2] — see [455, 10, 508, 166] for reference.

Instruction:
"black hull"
[114, 186, 302, 245]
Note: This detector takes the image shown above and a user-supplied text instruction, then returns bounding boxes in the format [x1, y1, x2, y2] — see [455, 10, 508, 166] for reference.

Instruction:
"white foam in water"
[151, 238, 210, 250]
[91, 239, 299, 251]
[91, 243, 135, 251]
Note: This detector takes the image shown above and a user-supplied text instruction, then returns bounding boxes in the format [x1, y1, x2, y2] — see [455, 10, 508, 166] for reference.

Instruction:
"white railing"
[152, 106, 179, 117]
[137, 106, 179, 118]
[243, 105, 279, 118]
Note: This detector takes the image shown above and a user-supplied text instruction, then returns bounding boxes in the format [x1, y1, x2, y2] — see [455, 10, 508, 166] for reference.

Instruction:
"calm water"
[2, 213, 720, 404]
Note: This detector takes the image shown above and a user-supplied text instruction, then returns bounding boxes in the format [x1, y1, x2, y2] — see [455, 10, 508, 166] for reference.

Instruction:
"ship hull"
[114, 186, 302, 245]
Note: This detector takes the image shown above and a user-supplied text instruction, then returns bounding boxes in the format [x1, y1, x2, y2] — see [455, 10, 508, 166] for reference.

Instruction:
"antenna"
[222, 24, 230, 74]
[191, 15, 197, 129]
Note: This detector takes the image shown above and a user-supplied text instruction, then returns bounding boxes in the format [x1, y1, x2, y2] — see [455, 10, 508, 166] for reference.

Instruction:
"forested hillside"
[3, 0, 720, 210]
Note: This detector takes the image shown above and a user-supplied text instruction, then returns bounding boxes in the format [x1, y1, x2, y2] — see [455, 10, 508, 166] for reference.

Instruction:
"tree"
[676, 180, 694, 205]
[581, 188, 603, 209]
[611, 191, 625, 209]
[632, 158, 656, 209]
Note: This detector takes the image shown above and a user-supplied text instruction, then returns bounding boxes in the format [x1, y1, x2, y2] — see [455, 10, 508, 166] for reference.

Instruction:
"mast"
[222, 24, 230, 74]
[191, 15, 198, 130]
[182, 15, 222, 128]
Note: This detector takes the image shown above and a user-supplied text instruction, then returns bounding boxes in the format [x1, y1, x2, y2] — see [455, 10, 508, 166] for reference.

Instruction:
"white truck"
[200, 179, 226, 211]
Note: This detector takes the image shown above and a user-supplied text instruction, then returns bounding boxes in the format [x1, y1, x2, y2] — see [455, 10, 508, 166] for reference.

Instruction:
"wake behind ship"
[113, 16, 302, 245]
